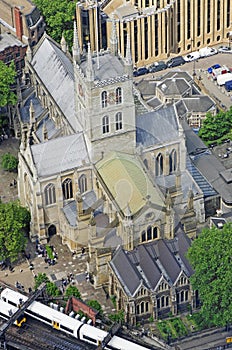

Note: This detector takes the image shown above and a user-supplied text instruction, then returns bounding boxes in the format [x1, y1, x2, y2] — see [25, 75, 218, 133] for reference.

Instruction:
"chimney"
[14, 7, 23, 41]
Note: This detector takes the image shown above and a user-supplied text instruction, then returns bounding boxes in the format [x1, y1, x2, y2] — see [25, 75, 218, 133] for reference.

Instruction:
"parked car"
[133, 67, 149, 77]
[166, 56, 185, 68]
[199, 47, 218, 57]
[207, 64, 221, 74]
[183, 51, 200, 62]
[149, 61, 167, 73]
[218, 46, 232, 54]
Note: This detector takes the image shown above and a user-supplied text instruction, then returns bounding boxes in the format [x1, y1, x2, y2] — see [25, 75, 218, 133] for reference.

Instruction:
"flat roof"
[0, 32, 25, 50]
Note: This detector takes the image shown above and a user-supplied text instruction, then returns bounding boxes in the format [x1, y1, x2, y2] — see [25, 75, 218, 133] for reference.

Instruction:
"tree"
[109, 309, 124, 323]
[87, 300, 103, 315]
[0, 201, 30, 262]
[1, 153, 18, 172]
[0, 61, 17, 107]
[34, 273, 50, 290]
[34, 273, 61, 297]
[198, 107, 232, 142]
[65, 285, 81, 299]
[187, 223, 232, 328]
[33, 0, 76, 49]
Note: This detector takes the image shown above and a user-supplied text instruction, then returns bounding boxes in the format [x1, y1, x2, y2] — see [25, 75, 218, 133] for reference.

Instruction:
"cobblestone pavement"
[0, 234, 115, 316]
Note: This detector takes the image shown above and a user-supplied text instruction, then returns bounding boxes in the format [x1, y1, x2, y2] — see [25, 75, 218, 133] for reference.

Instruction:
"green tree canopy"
[34, 272, 50, 290]
[0, 201, 30, 262]
[33, 0, 76, 49]
[34, 272, 61, 297]
[1, 153, 18, 172]
[187, 223, 232, 328]
[0, 61, 17, 107]
[65, 285, 82, 300]
[198, 107, 232, 142]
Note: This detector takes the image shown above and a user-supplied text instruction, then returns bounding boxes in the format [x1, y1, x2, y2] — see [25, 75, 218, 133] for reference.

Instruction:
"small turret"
[26, 44, 32, 62]
[61, 33, 67, 53]
[72, 20, 81, 64]
[124, 32, 133, 77]
[110, 15, 118, 56]
[29, 100, 35, 125]
[86, 42, 95, 82]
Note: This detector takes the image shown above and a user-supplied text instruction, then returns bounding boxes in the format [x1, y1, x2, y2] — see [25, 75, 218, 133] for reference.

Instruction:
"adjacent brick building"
[0, 0, 45, 46]
[0, 32, 27, 72]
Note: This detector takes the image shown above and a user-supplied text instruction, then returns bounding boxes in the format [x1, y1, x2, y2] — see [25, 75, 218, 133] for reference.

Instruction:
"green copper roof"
[97, 152, 164, 215]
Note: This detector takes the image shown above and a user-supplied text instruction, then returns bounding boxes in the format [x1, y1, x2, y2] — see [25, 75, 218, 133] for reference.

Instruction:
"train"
[0, 288, 152, 350]
[0, 299, 26, 327]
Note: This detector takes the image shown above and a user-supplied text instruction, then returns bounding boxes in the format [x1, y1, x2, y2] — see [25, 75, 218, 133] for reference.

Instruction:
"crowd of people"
[36, 242, 58, 266]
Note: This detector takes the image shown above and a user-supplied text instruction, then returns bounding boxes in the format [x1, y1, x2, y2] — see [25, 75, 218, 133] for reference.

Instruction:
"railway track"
[1, 317, 95, 350]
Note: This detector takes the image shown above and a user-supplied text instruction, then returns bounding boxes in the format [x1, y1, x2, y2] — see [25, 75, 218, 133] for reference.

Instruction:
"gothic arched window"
[62, 178, 73, 200]
[153, 227, 158, 239]
[115, 112, 122, 131]
[169, 149, 177, 174]
[101, 91, 107, 108]
[102, 115, 109, 134]
[155, 153, 163, 176]
[45, 183, 56, 205]
[78, 174, 87, 194]
[116, 87, 122, 104]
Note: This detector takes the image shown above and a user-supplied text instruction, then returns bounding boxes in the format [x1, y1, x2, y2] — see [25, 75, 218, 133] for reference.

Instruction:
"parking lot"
[134, 52, 232, 110]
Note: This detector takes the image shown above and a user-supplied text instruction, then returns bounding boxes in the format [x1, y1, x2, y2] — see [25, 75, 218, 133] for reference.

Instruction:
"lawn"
[157, 318, 188, 341]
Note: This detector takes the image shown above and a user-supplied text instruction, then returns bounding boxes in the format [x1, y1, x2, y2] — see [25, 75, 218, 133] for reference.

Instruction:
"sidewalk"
[0, 235, 115, 316]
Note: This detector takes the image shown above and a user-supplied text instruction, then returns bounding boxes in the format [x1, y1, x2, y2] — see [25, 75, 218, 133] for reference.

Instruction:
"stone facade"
[16, 27, 206, 299]
[76, 0, 232, 67]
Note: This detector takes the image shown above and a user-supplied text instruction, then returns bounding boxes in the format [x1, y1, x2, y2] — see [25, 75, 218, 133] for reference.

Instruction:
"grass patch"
[157, 318, 188, 341]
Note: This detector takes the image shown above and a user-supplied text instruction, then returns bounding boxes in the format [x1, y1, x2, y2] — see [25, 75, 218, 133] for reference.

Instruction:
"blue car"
[207, 64, 221, 74]
[133, 67, 149, 77]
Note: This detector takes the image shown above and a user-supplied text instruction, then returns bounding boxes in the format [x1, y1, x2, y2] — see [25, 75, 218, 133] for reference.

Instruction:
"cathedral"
[15, 22, 208, 322]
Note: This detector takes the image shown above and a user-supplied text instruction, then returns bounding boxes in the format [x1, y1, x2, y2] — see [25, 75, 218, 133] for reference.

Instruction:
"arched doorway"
[48, 224, 56, 237]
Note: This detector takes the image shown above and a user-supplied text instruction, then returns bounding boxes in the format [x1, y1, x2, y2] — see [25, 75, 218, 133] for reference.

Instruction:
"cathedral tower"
[73, 25, 136, 162]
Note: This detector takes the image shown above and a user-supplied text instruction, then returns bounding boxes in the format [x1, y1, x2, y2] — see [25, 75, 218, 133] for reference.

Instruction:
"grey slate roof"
[31, 36, 81, 132]
[0, 32, 26, 50]
[175, 100, 188, 118]
[182, 96, 215, 113]
[161, 71, 193, 84]
[110, 247, 142, 296]
[110, 231, 192, 297]
[36, 116, 58, 142]
[176, 96, 215, 118]
[183, 121, 232, 204]
[20, 93, 44, 123]
[62, 200, 77, 227]
[157, 78, 191, 96]
[80, 52, 125, 82]
[136, 105, 179, 147]
[31, 133, 89, 177]
[146, 97, 163, 109]
[135, 80, 157, 99]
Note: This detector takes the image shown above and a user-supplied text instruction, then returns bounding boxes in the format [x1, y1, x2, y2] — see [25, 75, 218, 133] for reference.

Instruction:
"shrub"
[1, 153, 18, 172]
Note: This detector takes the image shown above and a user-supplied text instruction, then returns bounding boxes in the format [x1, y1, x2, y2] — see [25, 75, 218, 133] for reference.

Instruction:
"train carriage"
[1, 288, 152, 350]
[0, 299, 26, 327]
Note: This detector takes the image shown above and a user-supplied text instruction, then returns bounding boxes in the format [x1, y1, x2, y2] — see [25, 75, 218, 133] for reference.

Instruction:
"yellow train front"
[0, 299, 26, 327]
